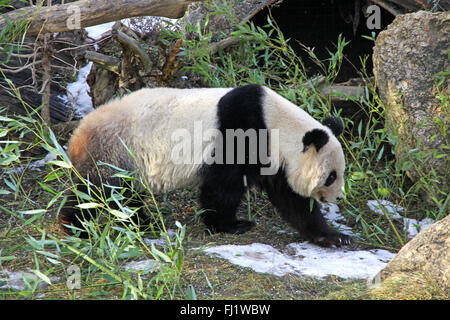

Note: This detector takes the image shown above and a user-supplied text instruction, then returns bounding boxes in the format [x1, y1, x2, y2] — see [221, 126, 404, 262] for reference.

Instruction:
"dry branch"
[40, 0, 53, 125]
[321, 84, 366, 102]
[162, 39, 183, 81]
[209, 37, 242, 55]
[111, 25, 152, 74]
[0, 0, 201, 36]
[303, 76, 369, 102]
[85, 51, 120, 74]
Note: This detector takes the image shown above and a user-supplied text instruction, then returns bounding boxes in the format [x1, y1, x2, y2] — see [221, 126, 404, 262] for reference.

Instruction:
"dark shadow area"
[252, 0, 395, 81]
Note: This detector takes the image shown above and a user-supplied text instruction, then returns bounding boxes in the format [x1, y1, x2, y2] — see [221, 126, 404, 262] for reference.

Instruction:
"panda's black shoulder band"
[302, 128, 329, 152]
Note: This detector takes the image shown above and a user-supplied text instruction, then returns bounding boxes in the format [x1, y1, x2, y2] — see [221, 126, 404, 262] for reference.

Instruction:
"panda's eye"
[324, 170, 336, 187]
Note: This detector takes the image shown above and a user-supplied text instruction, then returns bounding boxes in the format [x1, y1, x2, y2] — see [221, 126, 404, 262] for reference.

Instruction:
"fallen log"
[85, 51, 120, 74]
[0, 0, 202, 36]
[377, 0, 450, 11]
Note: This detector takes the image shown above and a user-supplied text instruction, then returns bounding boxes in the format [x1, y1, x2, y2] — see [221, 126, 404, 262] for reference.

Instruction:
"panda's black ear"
[303, 129, 329, 152]
[322, 116, 344, 137]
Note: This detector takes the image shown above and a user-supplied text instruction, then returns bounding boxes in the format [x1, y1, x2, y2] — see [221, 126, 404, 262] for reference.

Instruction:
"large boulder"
[371, 215, 449, 298]
[373, 11, 449, 203]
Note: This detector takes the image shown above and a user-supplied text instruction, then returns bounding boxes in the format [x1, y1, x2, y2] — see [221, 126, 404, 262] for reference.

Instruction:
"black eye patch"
[324, 170, 337, 187]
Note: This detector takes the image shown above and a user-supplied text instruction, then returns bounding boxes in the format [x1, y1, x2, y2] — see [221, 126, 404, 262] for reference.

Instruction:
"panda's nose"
[336, 196, 343, 201]
[320, 196, 327, 203]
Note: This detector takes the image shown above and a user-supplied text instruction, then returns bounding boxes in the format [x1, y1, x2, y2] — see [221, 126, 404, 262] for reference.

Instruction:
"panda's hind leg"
[58, 180, 152, 238]
[58, 183, 99, 238]
[199, 164, 254, 234]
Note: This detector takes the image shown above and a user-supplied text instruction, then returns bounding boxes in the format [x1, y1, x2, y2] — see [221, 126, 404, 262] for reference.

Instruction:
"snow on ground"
[143, 229, 177, 247]
[0, 270, 58, 291]
[61, 62, 94, 117]
[199, 200, 436, 280]
[366, 200, 435, 239]
[85, 22, 115, 40]
[122, 229, 177, 273]
[402, 217, 435, 239]
[123, 259, 160, 273]
[202, 242, 395, 279]
[321, 203, 355, 236]
[5, 151, 57, 175]
[200, 204, 396, 280]
[57, 22, 114, 117]
[367, 200, 403, 219]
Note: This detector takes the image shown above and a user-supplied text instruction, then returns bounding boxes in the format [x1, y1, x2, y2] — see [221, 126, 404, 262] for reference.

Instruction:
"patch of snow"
[125, 229, 177, 273]
[201, 242, 395, 279]
[403, 217, 434, 239]
[367, 200, 435, 239]
[60, 62, 94, 117]
[143, 229, 176, 247]
[85, 18, 179, 42]
[276, 229, 294, 235]
[85, 22, 115, 40]
[5, 151, 57, 175]
[367, 200, 403, 219]
[321, 203, 355, 236]
[123, 259, 159, 273]
[272, 203, 354, 237]
[0, 270, 58, 291]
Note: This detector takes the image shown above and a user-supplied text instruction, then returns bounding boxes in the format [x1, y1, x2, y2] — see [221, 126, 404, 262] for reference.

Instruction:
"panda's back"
[129, 88, 232, 191]
[68, 87, 232, 192]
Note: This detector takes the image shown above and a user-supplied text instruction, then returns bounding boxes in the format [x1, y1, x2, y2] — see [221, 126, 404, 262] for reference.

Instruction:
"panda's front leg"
[261, 170, 353, 247]
[297, 199, 353, 247]
[199, 164, 255, 234]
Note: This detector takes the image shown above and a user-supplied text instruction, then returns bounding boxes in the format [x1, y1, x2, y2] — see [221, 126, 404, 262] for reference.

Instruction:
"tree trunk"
[0, 0, 201, 36]
[40, 1, 53, 125]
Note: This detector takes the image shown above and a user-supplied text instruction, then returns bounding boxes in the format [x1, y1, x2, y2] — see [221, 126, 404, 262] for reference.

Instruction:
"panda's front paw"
[208, 220, 255, 235]
[312, 232, 353, 248]
[231, 220, 255, 234]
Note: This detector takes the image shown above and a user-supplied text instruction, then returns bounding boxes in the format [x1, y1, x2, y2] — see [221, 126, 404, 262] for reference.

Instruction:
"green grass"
[0, 99, 185, 299]
[1, 0, 448, 300]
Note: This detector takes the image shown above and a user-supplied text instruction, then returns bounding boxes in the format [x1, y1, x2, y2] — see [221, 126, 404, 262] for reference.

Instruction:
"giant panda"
[58, 84, 352, 247]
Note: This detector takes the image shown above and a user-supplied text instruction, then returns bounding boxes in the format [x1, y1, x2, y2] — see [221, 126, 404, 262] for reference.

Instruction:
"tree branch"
[0, 0, 201, 36]
[85, 51, 120, 74]
[111, 25, 152, 74]
[209, 36, 242, 55]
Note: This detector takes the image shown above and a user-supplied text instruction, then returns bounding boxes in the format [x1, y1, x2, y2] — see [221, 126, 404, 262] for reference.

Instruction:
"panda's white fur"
[69, 86, 344, 202]
[70, 87, 227, 192]
[63, 85, 350, 246]
[261, 88, 345, 202]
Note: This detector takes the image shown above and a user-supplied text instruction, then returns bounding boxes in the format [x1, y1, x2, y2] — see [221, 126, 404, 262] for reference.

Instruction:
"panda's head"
[287, 116, 345, 203]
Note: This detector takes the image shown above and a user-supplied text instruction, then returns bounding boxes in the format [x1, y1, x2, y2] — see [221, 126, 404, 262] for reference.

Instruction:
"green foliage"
[0, 0, 32, 64]
[1, 0, 448, 299]
[0, 97, 185, 300]
[1, 1, 186, 297]
[161, 2, 449, 250]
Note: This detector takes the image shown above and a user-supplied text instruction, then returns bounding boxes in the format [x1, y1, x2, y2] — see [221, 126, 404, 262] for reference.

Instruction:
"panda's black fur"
[59, 84, 352, 247]
[199, 85, 350, 246]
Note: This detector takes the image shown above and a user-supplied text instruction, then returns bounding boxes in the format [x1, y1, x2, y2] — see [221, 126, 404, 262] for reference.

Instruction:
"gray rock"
[373, 11, 450, 203]
[372, 215, 450, 292]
